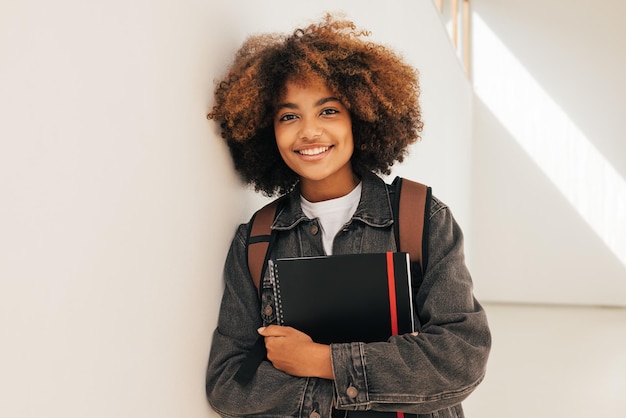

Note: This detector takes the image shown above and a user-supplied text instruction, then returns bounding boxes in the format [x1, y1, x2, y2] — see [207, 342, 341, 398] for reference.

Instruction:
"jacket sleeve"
[330, 198, 491, 414]
[206, 224, 335, 418]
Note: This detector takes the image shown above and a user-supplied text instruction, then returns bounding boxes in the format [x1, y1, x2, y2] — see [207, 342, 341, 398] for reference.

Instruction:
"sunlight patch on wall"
[472, 13, 626, 268]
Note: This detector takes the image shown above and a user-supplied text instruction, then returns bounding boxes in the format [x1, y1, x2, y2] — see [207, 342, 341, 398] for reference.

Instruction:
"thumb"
[258, 325, 289, 337]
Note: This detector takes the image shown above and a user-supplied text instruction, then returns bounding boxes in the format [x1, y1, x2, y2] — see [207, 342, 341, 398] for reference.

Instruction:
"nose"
[298, 118, 323, 141]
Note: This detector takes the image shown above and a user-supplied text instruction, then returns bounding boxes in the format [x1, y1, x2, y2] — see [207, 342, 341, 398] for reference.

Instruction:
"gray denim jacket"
[206, 173, 491, 418]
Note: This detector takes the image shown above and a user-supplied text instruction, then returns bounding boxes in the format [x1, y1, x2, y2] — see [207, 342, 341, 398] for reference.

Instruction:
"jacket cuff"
[301, 377, 336, 418]
[330, 342, 369, 410]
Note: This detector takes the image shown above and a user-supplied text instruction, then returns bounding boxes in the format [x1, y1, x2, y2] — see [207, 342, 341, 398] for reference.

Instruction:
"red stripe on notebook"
[387, 252, 404, 418]
[386, 252, 399, 336]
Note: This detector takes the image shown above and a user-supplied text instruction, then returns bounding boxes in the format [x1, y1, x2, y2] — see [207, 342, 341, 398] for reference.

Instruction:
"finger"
[257, 325, 290, 337]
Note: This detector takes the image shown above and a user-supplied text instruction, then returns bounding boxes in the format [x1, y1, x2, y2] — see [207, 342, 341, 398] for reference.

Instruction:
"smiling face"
[274, 78, 357, 202]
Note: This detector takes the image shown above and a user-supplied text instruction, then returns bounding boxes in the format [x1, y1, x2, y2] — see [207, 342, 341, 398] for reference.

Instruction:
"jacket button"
[310, 412, 321, 418]
[346, 385, 358, 398]
[310, 224, 319, 235]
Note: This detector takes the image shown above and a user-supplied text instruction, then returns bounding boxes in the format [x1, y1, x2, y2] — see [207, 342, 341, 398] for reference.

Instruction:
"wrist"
[311, 343, 334, 380]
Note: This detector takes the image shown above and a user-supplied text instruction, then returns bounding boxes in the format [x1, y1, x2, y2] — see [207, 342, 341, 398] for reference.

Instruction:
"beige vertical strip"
[451, 0, 459, 48]
[463, 0, 470, 77]
[435, 0, 443, 12]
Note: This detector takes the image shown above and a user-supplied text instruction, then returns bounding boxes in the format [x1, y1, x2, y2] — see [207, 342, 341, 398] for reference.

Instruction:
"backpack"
[233, 177, 431, 386]
[246, 176, 432, 294]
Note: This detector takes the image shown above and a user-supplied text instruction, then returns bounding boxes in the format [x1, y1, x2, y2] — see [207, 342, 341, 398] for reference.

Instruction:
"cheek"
[274, 128, 295, 165]
[273, 125, 287, 151]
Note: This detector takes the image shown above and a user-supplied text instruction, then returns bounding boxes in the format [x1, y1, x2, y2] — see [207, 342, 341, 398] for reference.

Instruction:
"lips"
[296, 146, 332, 156]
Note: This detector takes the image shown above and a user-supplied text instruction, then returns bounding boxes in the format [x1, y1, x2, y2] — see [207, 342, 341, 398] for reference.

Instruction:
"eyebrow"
[276, 96, 341, 110]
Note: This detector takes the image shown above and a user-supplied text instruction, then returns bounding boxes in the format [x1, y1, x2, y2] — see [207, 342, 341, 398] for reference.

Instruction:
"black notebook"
[267, 252, 415, 345]
[267, 252, 417, 418]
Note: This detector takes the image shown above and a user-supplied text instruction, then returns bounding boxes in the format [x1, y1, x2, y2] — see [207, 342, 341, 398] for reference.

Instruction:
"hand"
[258, 325, 334, 379]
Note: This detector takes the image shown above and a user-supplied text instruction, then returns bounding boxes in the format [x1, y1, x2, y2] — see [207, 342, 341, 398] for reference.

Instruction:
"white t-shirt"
[300, 182, 363, 255]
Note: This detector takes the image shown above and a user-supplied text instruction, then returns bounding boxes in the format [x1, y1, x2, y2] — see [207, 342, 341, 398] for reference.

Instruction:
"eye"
[278, 113, 298, 122]
[320, 108, 339, 116]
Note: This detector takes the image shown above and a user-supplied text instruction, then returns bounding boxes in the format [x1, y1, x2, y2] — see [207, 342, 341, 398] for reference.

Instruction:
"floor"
[462, 302, 626, 417]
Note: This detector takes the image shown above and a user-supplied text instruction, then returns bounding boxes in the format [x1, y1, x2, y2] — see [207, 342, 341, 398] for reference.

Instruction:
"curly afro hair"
[208, 13, 423, 196]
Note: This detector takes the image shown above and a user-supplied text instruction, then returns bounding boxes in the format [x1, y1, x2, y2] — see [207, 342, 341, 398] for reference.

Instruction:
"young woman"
[206, 14, 491, 418]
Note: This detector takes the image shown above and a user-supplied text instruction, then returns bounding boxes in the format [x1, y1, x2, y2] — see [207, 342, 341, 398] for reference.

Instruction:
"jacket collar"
[272, 172, 394, 231]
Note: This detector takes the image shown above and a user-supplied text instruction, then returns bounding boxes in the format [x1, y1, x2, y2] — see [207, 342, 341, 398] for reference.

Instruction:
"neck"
[300, 173, 360, 202]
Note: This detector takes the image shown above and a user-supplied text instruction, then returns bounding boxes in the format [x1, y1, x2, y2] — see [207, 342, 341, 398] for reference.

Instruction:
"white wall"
[469, 0, 626, 306]
[0, 1, 471, 417]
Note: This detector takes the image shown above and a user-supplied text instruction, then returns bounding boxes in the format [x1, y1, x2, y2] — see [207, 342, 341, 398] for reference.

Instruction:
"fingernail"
[257, 327, 266, 333]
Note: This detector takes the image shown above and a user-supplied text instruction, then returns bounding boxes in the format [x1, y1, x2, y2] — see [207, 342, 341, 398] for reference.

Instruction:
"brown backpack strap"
[397, 178, 431, 275]
[247, 199, 281, 291]
[235, 198, 282, 386]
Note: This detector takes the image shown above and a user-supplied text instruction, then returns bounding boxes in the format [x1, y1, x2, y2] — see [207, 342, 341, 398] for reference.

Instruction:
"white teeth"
[298, 146, 330, 156]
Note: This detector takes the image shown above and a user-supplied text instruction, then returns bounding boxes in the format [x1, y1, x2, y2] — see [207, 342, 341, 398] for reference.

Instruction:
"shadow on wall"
[469, 3, 626, 307]
[472, 11, 626, 271]
[471, 96, 626, 306]
[470, 0, 626, 180]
